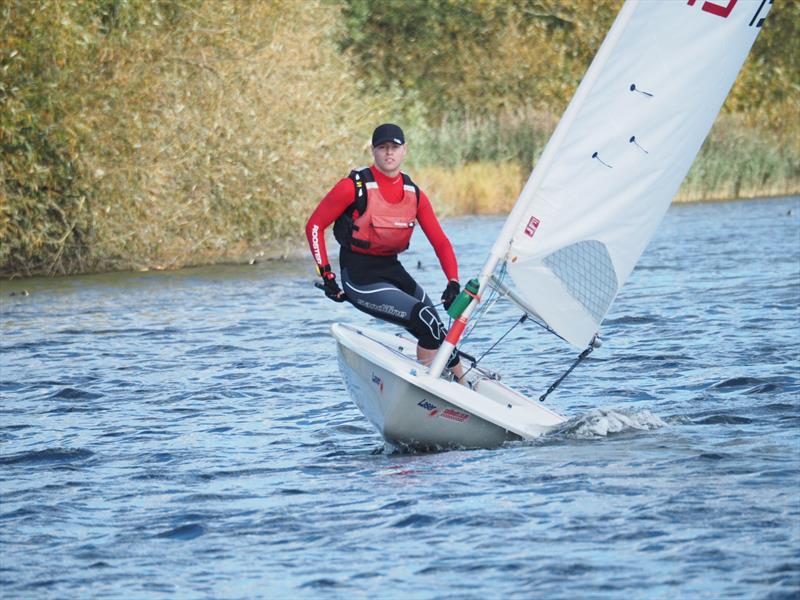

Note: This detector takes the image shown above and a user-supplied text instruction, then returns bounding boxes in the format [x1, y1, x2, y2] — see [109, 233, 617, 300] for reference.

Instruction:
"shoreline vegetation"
[2, 1, 798, 279]
[411, 111, 800, 218]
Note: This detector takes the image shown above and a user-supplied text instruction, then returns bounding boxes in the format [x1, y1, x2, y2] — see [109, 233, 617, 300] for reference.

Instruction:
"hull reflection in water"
[333, 323, 566, 451]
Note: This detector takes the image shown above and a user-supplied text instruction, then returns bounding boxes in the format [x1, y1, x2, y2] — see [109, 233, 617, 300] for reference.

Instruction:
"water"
[1, 197, 798, 599]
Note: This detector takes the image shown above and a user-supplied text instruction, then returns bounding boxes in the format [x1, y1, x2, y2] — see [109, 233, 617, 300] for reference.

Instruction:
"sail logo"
[686, 0, 771, 25]
[687, 0, 738, 19]
[524, 216, 541, 238]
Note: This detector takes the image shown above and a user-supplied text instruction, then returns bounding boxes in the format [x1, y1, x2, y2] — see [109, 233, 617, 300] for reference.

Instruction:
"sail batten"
[500, 0, 769, 348]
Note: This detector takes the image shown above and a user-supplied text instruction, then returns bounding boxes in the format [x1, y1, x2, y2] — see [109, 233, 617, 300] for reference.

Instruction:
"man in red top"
[305, 123, 463, 373]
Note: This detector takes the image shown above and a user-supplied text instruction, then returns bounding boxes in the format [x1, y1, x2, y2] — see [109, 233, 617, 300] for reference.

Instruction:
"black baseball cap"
[372, 123, 405, 146]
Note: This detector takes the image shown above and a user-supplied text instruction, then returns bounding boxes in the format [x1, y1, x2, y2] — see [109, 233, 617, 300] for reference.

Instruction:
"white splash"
[553, 407, 667, 439]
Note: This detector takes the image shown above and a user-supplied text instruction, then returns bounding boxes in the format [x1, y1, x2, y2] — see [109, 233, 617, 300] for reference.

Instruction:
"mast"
[427, 0, 640, 378]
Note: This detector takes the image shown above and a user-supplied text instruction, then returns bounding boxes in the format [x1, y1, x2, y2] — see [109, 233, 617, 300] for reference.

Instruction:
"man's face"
[372, 142, 406, 175]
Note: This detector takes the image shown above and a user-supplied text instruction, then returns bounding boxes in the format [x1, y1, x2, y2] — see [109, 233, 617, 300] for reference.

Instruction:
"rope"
[459, 313, 527, 381]
[538, 343, 595, 402]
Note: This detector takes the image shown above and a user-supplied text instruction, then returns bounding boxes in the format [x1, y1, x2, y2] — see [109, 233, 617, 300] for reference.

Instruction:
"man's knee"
[409, 302, 446, 349]
[407, 303, 461, 368]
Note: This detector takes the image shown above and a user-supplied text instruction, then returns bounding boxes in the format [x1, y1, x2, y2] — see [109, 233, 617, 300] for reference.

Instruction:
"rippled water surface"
[2, 197, 799, 599]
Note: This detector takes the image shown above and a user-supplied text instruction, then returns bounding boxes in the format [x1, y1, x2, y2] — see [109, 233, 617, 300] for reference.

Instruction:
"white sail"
[501, 0, 771, 348]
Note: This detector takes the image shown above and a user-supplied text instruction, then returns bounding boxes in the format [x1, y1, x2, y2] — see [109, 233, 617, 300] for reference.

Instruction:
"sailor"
[305, 123, 463, 377]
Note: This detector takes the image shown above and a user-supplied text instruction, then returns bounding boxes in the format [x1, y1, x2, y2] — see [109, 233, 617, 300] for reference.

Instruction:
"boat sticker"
[524, 216, 540, 238]
[371, 372, 384, 392]
[440, 408, 470, 423]
[417, 399, 439, 416]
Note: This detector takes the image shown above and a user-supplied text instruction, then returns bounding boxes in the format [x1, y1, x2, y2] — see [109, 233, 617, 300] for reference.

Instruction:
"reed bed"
[408, 112, 799, 215]
[415, 162, 526, 217]
[2, 0, 384, 277]
[676, 116, 800, 202]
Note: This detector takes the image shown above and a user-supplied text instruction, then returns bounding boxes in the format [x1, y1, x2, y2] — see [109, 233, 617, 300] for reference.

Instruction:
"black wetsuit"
[339, 248, 447, 350]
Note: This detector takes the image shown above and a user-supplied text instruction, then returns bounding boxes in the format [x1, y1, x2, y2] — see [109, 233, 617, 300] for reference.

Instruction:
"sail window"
[542, 240, 619, 323]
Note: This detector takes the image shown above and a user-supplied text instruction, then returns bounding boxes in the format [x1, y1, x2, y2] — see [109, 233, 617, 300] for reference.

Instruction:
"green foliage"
[680, 116, 800, 201]
[406, 111, 799, 206]
[340, 0, 798, 136]
[404, 107, 557, 171]
[1, 0, 377, 277]
[1, 0, 201, 275]
[0, 116, 91, 276]
[726, 1, 800, 137]
[339, 0, 620, 120]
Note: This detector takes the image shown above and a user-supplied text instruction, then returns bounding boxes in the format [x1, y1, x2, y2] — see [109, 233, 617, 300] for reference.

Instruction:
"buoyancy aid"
[333, 167, 420, 256]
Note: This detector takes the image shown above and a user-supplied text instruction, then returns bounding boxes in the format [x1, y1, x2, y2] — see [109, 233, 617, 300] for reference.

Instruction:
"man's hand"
[321, 276, 346, 302]
[441, 279, 460, 310]
[317, 264, 346, 302]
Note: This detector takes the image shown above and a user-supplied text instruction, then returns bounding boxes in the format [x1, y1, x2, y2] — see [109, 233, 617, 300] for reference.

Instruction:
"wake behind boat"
[331, 0, 772, 451]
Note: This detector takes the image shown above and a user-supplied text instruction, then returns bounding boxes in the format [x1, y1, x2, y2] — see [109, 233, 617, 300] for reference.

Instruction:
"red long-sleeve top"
[305, 166, 458, 281]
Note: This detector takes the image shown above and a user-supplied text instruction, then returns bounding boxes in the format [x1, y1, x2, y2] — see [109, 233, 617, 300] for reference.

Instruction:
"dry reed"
[78, 0, 380, 271]
[2, 0, 389, 276]
[415, 163, 525, 217]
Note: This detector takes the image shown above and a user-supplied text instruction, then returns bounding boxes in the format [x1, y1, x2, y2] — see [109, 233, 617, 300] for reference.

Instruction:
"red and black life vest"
[333, 167, 420, 256]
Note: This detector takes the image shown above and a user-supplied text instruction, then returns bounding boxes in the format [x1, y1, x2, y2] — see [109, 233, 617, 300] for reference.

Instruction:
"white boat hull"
[332, 323, 567, 451]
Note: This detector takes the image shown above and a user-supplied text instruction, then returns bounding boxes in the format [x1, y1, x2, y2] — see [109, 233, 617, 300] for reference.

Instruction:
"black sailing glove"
[441, 280, 460, 310]
[317, 264, 346, 302]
